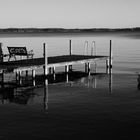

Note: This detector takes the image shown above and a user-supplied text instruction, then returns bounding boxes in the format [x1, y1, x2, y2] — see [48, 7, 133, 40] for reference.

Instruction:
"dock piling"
[43, 43, 48, 77]
[109, 40, 113, 69]
[69, 40, 72, 55]
[69, 40, 73, 71]
[32, 69, 35, 79]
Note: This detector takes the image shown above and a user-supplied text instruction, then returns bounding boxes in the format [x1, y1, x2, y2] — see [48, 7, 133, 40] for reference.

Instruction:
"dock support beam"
[109, 40, 113, 69]
[0, 43, 3, 62]
[69, 40, 72, 55]
[85, 62, 90, 74]
[88, 62, 91, 75]
[69, 40, 72, 72]
[43, 43, 48, 77]
[32, 69, 35, 79]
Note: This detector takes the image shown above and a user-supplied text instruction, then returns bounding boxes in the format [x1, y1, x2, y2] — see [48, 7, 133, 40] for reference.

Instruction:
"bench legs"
[8, 55, 16, 61]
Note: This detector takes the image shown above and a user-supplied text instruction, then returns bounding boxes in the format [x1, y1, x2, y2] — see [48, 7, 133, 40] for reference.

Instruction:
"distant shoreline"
[0, 27, 140, 34]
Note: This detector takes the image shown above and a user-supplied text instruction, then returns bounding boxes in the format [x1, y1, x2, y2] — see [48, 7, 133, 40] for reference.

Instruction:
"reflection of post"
[44, 79, 48, 110]
[109, 69, 112, 93]
[33, 79, 36, 86]
[106, 59, 109, 74]
[66, 73, 69, 83]
[109, 40, 113, 69]
[92, 77, 97, 88]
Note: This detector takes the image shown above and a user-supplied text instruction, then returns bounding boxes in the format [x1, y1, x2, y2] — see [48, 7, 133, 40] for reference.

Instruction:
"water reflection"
[0, 86, 35, 105]
[137, 74, 140, 90]
[0, 72, 112, 109]
[44, 79, 48, 110]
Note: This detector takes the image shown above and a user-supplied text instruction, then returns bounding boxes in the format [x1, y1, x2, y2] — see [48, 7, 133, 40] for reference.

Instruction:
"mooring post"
[0, 43, 3, 62]
[69, 40, 72, 55]
[109, 40, 113, 69]
[43, 43, 48, 77]
[32, 69, 35, 79]
[66, 65, 69, 73]
[69, 40, 73, 71]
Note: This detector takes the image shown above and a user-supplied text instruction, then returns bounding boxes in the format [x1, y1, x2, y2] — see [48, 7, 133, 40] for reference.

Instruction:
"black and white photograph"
[0, 0, 140, 139]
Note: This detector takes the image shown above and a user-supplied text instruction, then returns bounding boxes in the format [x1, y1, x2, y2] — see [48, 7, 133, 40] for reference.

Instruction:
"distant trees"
[0, 27, 139, 33]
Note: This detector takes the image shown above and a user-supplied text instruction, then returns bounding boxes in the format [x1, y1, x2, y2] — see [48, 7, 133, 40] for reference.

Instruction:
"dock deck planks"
[0, 55, 109, 71]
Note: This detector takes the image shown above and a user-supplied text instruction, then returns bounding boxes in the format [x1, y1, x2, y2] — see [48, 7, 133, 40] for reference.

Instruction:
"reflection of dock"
[0, 72, 113, 110]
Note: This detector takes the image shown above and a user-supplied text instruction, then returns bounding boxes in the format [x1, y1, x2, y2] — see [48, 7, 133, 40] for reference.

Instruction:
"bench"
[7, 47, 34, 61]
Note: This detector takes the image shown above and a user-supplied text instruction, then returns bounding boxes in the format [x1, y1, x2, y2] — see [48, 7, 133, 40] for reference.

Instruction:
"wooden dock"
[0, 55, 109, 71]
[0, 40, 113, 85]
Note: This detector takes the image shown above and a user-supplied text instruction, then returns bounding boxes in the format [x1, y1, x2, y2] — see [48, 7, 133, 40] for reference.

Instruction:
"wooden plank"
[0, 55, 109, 72]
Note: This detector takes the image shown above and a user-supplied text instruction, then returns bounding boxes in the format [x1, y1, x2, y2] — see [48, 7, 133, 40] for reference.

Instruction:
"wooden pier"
[0, 40, 113, 85]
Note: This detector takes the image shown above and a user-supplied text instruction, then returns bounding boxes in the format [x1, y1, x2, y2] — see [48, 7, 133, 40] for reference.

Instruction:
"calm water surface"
[0, 33, 140, 139]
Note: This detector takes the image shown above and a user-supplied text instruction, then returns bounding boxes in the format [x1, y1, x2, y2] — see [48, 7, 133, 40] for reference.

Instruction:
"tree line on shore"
[0, 27, 139, 33]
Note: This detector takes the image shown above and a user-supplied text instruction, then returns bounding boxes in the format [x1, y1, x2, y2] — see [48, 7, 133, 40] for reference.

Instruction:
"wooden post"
[109, 40, 113, 69]
[52, 67, 55, 74]
[0, 43, 3, 62]
[43, 43, 48, 76]
[32, 69, 35, 79]
[69, 40, 72, 55]
[69, 40, 73, 71]
[66, 65, 69, 73]
[88, 62, 91, 75]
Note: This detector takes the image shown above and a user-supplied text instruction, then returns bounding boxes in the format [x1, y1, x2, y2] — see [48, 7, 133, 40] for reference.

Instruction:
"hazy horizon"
[0, 0, 139, 29]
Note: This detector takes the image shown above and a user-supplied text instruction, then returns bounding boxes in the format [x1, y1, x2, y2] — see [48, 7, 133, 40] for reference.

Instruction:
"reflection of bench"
[7, 47, 34, 61]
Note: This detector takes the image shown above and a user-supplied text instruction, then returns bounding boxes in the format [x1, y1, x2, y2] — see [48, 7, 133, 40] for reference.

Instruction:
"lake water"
[1, 32, 140, 139]
[1, 32, 140, 74]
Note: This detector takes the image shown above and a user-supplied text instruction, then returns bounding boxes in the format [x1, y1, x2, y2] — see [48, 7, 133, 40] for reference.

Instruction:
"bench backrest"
[8, 47, 28, 56]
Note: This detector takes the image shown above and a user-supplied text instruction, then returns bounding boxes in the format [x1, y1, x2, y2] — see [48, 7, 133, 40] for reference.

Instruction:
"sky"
[0, 0, 139, 28]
